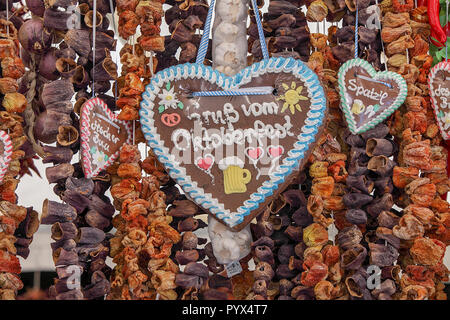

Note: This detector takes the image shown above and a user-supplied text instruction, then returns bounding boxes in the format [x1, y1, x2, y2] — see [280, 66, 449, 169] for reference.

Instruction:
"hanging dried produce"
[382, 1, 450, 300]
[114, 0, 167, 121]
[0, 2, 39, 300]
[17, 0, 119, 300]
[251, 0, 310, 62]
[5, 0, 445, 302]
[107, 144, 181, 300]
[340, 124, 401, 300]
[157, 0, 209, 70]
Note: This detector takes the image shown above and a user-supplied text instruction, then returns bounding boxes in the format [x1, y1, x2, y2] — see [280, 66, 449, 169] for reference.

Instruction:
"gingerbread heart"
[140, 57, 327, 230]
[428, 61, 450, 140]
[0, 130, 12, 183]
[80, 97, 132, 178]
[338, 58, 407, 135]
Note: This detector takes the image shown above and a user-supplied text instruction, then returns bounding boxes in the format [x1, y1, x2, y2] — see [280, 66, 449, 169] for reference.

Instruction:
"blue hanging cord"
[191, 87, 273, 97]
[195, 0, 216, 64]
[192, 0, 271, 97]
[191, 90, 270, 97]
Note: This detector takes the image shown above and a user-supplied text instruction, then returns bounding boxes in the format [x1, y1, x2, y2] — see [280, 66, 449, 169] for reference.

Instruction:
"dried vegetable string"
[383, 0, 450, 300]
[331, 2, 400, 301]
[107, 0, 183, 300]
[22, 0, 119, 300]
[107, 144, 180, 300]
[0, 1, 39, 300]
[159, 0, 209, 71]
[114, 0, 163, 122]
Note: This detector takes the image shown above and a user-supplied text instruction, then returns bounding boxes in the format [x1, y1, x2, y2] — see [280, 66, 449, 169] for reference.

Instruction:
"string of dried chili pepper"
[115, 0, 166, 121]
[0, 3, 39, 299]
[108, 145, 181, 299]
[303, 135, 346, 300]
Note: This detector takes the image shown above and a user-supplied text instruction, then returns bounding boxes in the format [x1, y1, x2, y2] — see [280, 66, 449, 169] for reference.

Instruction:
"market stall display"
[0, 0, 448, 301]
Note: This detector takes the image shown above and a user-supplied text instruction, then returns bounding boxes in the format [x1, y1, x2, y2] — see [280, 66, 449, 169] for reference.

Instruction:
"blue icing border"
[139, 57, 327, 228]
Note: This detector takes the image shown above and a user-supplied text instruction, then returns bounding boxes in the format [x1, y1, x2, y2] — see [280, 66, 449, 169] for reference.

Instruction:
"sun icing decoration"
[277, 81, 309, 114]
[158, 82, 184, 113]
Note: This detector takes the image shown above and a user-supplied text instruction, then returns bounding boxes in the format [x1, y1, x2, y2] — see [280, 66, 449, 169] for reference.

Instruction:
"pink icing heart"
[197, 156, 214, 171]
[247, 147, 263, 160]
[268, 146, 283, 158]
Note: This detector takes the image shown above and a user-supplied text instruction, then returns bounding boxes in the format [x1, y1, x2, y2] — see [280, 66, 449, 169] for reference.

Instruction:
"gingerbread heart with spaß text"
[80, 97, 133, 178]
[428, 61, 450, 140]
[338, 58, 407, 135]
[0, 130, 12, 184]
[140, 57, 327, 230]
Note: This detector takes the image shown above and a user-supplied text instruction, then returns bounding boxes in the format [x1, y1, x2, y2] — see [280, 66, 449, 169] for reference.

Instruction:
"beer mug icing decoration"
[428, 61, 450, 140]
[139, 0, 327, 230]
[219, 157, 251, 194]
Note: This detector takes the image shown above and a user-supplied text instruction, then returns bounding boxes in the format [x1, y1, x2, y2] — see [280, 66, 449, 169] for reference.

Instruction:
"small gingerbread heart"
[428, 61, 450, 140]
[338, 58, 407, 134]
[80, 97, 133, 178]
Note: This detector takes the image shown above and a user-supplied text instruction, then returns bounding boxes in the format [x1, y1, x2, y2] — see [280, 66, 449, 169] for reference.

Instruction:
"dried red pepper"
[428, 0, 447, 47]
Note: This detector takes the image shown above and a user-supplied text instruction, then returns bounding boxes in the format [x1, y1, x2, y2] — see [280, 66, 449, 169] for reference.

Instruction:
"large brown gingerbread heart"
[140, 58, 327, 230]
